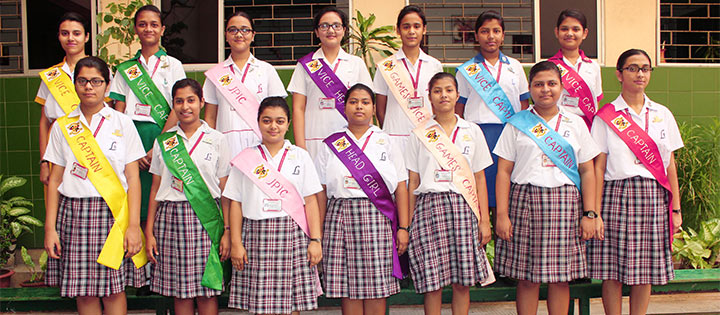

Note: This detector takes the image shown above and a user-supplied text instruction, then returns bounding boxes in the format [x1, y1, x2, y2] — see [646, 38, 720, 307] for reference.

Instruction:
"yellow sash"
[39, 63, 79, 114]
[57, 114, 148, 269]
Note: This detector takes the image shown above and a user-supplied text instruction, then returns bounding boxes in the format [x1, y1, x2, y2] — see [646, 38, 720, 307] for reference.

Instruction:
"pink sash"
[205, 63, 262, 139]
[549, 50, 598, 128]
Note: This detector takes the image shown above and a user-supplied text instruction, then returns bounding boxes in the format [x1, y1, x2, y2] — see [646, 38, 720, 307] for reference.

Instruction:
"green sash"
[116, 50, 171, 127]
[157, 131, 224, 290]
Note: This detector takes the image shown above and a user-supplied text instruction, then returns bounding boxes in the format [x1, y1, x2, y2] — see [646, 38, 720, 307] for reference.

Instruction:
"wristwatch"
[583, 210, 598, 219]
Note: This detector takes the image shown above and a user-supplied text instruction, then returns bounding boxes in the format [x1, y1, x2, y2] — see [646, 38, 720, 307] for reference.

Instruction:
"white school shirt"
[591, 95, 683, 181]
[315, 126, 408, 198]
[493, 107, 600, 187]
[557, 53, 603, 117]
[203, 55, 288, 158]
[373, 49, 443, 148]
[287, 48, 373, 158]
[35, 60, 113, 121]
[149, 121, 231, 201]
[43, 105, 146, 197]
[109, 51, 186, 123]
[405, 115, 493, 195]
[222, 140, 323, 220]
[458, 52, 530, 124]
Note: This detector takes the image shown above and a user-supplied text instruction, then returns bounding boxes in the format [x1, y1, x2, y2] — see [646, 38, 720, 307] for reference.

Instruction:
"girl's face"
[58, 20, 88, 56]
[75, 67, 107, 107]
[172, 86, 204, 126]
[429, 77, 459, 114]
[315, 12, 345, 48]
[226, 15, 255, 54]
[397, 12, 426, 49]
[259, 106, 289, 144]
[554, 17, 588, 51]
[616, 54, 652, 94]
[344, 89, 375, 126]
[134, 10, 165, 47]
[475, 19, 504, 55]
[529, 70, 563, 110]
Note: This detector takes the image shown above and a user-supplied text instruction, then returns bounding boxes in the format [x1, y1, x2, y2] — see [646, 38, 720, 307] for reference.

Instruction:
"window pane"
[26, 0, 92, 70]
[661, 0, 720, 63]
[161, 0, 219, 64]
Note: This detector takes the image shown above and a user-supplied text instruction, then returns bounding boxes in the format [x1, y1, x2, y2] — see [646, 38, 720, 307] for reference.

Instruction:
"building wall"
[604, 0, 658, 66]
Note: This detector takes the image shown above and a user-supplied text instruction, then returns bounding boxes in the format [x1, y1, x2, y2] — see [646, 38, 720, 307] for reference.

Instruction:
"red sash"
[549, 50, 598, 128]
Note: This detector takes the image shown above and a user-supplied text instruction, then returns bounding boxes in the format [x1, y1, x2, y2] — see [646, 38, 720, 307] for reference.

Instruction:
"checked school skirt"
[229, 216, 320, 314]
[150, 200, 223, 298]
[587, 176, 674, 285]
[494, 184, 587, 283]
[45, 196, 149, 297]
[323, 198, 400, 299]
[408, 192, 490, 293]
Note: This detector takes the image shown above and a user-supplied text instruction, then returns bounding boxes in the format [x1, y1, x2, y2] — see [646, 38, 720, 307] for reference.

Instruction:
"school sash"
[298, 52, 348, 120]
[56, 115, 148, 269]
[204, 63, 262, 139]
[376, 56, 431, 127]
[116, 51, 171, 127]
[457, 57, 515, 122]
[324, 132, 402, 279]
[548, 50, 597, 127]
[157, 132, 225, 290]
[508, 111, 582, 188]
[597, 104, 675, 242]
[39, 62, 79, 114]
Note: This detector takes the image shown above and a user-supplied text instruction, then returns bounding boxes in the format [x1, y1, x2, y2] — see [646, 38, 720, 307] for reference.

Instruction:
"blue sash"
[457, 56, 515, 122]
[507, 110, 581, 188]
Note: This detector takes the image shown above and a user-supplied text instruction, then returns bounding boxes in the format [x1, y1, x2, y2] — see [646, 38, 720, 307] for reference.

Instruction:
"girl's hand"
[479, 221, 492, 246]
[231, 243, 248, 271]
[580, 217, 595, 241]
[219, 233, 231, 261]
[307, 241, 322, 267]
[496, 215, 513, 241]
[145, 233, 159, 264]
[139, 150, 153, 170]
[594, 216, 605, 240]
[44, 228, 62, 259]
[397, 229, 409, 255]
[40, 163, 50, 185]
[672, 211, 683, 234]
[124, 225, 142, 258]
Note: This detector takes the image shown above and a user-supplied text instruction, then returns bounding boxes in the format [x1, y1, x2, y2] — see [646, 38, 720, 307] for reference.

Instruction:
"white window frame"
[656, 1, 720, 68]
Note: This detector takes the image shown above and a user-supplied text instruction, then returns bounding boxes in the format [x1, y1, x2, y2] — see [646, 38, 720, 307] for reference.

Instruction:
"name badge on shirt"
[343, 176, 361, 190]
[434, 169, 453, 182]
[542, 154, 556, 167]
[135, 103, 152, 116]
[408, 97, 424, 109]
[171, 176, 184, 192]
[561, 95, 579, 107]
[70, 162, 88, 180]
[263, 199, 282, 212]
[319, 97, 335, 110]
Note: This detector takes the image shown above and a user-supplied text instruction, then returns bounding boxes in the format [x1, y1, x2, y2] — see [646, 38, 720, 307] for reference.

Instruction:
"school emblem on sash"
[425, 129, 439, 142]
[218, 74, 232, 86]
[253, 164, 269, 179]
[612, 115, 630, 131]
[332, 136, 350, 152]
[382, 59, 395, 71]
[66, 122, 83, 137]
[464, 63, 480, 76]
[162, 136, 179, 151]
[530, 122, 548, 138]
[44, 68, 61, 81]
[306, 59, 321, 73]
[556, 63, 569, 77]
[124, 64, 142, 81]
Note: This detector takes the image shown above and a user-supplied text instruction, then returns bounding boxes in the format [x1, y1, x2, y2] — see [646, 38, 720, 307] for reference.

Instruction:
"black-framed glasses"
[621, 65, 653, 73]
[317, 23, 343, 31]
[226, 27, 254, 36]
[76, 77, 105, 87]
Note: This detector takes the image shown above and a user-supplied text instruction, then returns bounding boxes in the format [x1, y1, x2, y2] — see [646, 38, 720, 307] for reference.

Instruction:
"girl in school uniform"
[493, 61, 599, 315]
[315, 84, 409, 314]
[405, 72, 494, 314]
[455, 10, 531, 209]
[287, 6, 373, 158]
[224, 97, 324, 314]
[43, 56, 148, 315]
[203, 11, 288, 158]
[551, 9, 603, 127]
[145, 79, 231, 315]
[588, 49, 683, 315]
[373, 5, 443, 150]
[109, 5, 187, 222]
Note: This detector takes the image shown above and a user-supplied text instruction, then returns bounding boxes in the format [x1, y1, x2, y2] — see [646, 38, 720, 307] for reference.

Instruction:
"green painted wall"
[1, 66, 719, 248]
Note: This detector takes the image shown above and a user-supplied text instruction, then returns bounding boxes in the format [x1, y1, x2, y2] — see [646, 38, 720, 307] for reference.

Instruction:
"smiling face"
[529, 70, 563, 111]
[172, 86, 204, 127]
[134, 10, 165, 47]
[315, 12, 345, 48]
[616, 53, 652, 94]
[397, 12, 426, 49]
[344, 88, 375, 126]
[58, 20, 88, 56]
[475, 18, 504, 56]
[226, 15, 255, 54]
[75, 66, 107, 107]
[429, 76, 459, 115]
[554, 17, 588, 51]
[259, 106, 289, 145]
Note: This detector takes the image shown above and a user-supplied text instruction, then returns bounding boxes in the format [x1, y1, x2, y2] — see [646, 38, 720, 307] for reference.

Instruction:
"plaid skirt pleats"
[322, 198, 400, 299]
[587, 176, 674, 285]
[45, 196, 149, 297]
[408, 192, 490, 294]
[229, 216, 320, 313]
[150, 200, 222, 298]
[494, 184, 587, 283]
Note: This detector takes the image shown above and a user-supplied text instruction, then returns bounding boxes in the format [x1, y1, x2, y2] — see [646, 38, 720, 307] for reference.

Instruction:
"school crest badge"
[652, 115, 663, 123]
[425, 129, 439, 142]
[382, 59, 396, 71]
[464, 63, 480, 76]
[612, 115, 630, 132]
[306, 59, 322, 73]
[530, 123, 548, 138]
[555, 63, 569, 77]
[219, 74, 233, 86]
[254, 164, 269, 179]
[66, 121, 83, 137]
[332, 136, 351, 152]
[125, 64, 142, 81]
[44, 68, 61, 81]
[163, 136, 179, 151]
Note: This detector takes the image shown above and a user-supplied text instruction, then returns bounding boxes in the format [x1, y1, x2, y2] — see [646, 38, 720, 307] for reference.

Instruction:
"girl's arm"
[395, 180, 409, 255]
[124, 160, 143, 257]
[474, 170, 491, 245]
[455, 102, 466, 118]
[230, 200, 247, 270]
[218, 176, 230, 261]
[204, 103, 219, 129]
[317, 186, 328, 231]
[38, 112, 53, 185]
[667, 152, 682, 232]
[304, 194, 322, 266]
[376, 94, 388, 128]
[144, 174, 162, 263]
[593, 153, 607, 240]
[44, 164, 65, 259]
[114, 100, 126, 113]
[578, 159, 596, 241]
[292, 93, 307, 150]
[407, 171, 420, 226]
[495, 157, 514, 240]
[520, 99, 530, 110]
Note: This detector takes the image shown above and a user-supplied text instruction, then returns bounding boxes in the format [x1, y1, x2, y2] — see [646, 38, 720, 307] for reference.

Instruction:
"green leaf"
[21, 246, 35, 269]
[109, 4, 117, 14]
[104, 15, 113, 23]
[8, 207, 30, 217]
[17, 215, 43, 227]
[10, 222, 21, 238]
[0, 176, 27, 196]
[39, 251, 48, 270]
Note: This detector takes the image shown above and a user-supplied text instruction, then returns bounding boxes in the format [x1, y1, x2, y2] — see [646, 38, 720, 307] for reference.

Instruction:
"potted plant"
[18, 246, 48, 287]
[0, 175, 43, 287]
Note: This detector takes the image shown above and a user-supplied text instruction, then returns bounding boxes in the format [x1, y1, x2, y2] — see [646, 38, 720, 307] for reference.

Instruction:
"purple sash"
[324, 131, 402, 279]
[549, 50, 597, 128]
[298, 52, 348, 120]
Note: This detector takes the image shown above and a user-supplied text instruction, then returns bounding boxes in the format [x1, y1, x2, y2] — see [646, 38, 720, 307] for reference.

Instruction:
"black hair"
[172, 78, 203, 99]
[428, 72, 458, 91]
[74, 56, 110, 84]
[556, 9, 587, 29]
[227, 10, 255, 31]
[313, 6, 348, 29]
[475, 10, 504, 32]
[257, 97, 291, 121]
[134, 5, 163, 26]
[528, 61, 561, 83]
[616, 49, 652, 71]
[58, 12, 89, 34]
[346, 83, 376, 104]
[396, 5, 427, 27]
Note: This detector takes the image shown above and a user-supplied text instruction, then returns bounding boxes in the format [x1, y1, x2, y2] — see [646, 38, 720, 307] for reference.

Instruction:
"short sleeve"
[456, 71, 472, 101]
[216, 134, 232, 178]
[493, 124, 517, 162]
[202, 80, 220, 104]
[388, 138, 408, 182]
[287, 63, 307, 95]
[575, 122, 601, 163]
[355, 59, 373, 89]
[35, 81, 50, 105]
[314, 144, 331, 185]
[590, 116, 609, 154]
[149, 141, 164, 175]
[300, 150, 323, 196]
[266, 66, 288, 98]
[593, 62, 603, 100]
[665, 110, 684, 152]
[404, 134, 420, 173]
[222, 167, 245, 202]
[109, 70, 128, 102]
[516, 63, 530, 100]
[123, 119, 147, 163]
[373, 71, 389, 95]
[171, 60, 187, 84]
[43, 122, 68, 167]
[470, 126, 493, 172]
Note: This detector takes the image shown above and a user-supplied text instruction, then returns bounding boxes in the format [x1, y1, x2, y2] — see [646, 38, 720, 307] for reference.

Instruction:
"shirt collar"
[68, 104, 114, 126]
[473, 51, 510, 65]
[313, 47, 351, 62]
[259, 140, 293, 158]
[611, 94, 655, 114]
[169, 120, 211, 140]
[223, 54, 258, 71]
[60, 58, 73, 76]
[342, 125, 381, 142]
[395, 48, 432, 64]
[425, 114, 471, 129]
[133, 48, 167, 65]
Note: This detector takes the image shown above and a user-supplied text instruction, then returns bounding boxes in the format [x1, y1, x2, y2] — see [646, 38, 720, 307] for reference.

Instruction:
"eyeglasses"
[76, 77, 105, 87]
[317, 23, 344, 31]
[621, 65, 654, 73]
[226, 27, 254, 36]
